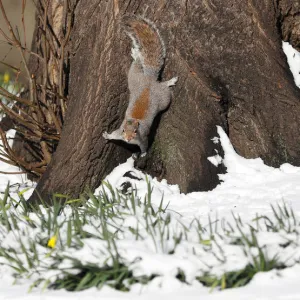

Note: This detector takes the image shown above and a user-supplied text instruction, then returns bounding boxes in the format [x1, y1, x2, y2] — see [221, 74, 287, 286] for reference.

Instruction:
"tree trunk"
[28, 0, 300, 205]
[279, 0, 300, 50]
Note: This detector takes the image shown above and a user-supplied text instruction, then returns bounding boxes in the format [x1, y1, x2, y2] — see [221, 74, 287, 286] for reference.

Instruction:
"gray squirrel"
[103, 15, 178, 155]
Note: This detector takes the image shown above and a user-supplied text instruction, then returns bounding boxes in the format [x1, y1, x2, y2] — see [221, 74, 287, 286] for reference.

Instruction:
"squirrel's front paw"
[132, 153, 139, 160]
[166, 76, 178, 87]
[103, 131, 109, 139]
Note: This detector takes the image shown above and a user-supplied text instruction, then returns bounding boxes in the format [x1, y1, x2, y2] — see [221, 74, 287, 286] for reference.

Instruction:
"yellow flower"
[3, 72, 10, 84]
[47, 234, 57, 248]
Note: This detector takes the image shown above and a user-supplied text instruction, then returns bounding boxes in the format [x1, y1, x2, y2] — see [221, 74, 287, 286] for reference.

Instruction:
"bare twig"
[0, 0, 35, 103]
[0, 86, 36, 107]
[0, 0, 73, 177]
[21, 0, 27, 48]
[0, 60, 20, 72]
[44, 102, 62, 133]
[40, 140, 51, 163]
[0, 170, 26, 175]
[0, 1, 22, 46]
[0, 127, 46, 175]
[41, 0, 50, 105]
[0, 156, 16, 166]
[1, 39, 44, 60]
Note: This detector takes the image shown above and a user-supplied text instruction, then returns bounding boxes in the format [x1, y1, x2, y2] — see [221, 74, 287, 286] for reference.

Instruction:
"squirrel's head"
[123, 119, 139, 141]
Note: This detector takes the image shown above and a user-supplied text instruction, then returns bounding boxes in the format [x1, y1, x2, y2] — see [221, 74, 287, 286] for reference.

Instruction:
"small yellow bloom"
[47, 234, 57, 248]
[3, 72, 10, 84]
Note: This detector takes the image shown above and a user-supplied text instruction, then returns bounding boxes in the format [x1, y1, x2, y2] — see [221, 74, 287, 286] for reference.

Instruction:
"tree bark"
[28, 0, 300, 205]
[278, 0, 300, 50]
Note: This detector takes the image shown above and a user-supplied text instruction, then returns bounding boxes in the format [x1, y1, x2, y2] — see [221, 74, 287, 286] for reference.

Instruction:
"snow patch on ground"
[0, 130, 35, 198]
[1, 127, 300, 299]
[282, 41, 300, 87]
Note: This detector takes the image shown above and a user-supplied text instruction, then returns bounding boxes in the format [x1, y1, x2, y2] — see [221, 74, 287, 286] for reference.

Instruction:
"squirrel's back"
[123, 15, 166, 78]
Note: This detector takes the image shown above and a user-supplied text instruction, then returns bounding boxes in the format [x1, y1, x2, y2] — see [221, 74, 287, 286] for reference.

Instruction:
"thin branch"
[0, 156, 16, 166]
[21, 0, 27, 48]
[37, 26, 59, 60]
[0, 101, 39, 132]
[0, 0, 35, 103]
[0, 60, 20, 72]
[0, 127, 46, 175]
[43, 102, 62, 134]
[0, 1, 22, 47]
[0, 27, 13, 43]
[1, 40, 44, 60]
[0, 170, 26, 175]
[41, 0, 50, 107]
[40, 0, 53, 170]
[40, 140, 51, 163]
[0, 0, 71, 177]
[0, 86, 36, 107]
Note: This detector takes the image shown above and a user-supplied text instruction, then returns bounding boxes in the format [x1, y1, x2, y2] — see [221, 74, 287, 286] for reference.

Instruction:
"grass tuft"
[0, 181, 299, 292]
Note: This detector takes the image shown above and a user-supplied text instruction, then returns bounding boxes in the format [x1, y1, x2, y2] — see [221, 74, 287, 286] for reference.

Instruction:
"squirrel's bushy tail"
[123, 15, 166, 78]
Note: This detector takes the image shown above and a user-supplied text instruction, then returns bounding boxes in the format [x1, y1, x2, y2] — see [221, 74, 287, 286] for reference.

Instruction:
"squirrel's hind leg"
[136, 136, 148, 155]
[131, 137, 148, 160]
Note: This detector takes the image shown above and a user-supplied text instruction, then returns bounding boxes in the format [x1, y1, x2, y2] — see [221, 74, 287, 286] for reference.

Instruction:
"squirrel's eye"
[122, 129, 125, 133]
[134, 129, 137, 133]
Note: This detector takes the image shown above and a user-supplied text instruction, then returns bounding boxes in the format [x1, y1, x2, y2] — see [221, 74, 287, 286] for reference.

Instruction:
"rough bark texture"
[278, 0, 300, 50]
[28, 0, 300, 205]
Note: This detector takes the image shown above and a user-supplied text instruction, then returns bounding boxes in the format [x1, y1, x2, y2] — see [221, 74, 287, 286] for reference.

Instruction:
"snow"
[1, 125, 300, 299]
[0, 129, 34, 194]
[1, 43, 300, 299]
[282, 41, 300, 87]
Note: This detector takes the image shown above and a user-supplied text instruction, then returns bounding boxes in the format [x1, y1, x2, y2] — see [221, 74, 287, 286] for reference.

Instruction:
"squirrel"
[102, 15, 178, 155]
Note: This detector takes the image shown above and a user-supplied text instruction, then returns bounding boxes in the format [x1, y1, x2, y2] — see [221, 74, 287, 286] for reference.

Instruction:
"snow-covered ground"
[0, 43, 300, 299]
[1, 125, 300, 299]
